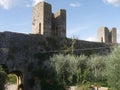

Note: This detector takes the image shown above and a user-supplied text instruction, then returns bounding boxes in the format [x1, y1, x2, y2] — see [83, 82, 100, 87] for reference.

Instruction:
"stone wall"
[0, 31, 110, 71]
[0, 31, 110, 89]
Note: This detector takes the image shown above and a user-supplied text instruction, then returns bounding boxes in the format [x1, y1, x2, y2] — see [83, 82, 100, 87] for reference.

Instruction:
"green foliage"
[50, 54, 88, 86]
[87, 54, 107, 83]
[50, 54, 76, 86]
[75, 55, 88, 83]
[84, 50, 95, 56]
[76, 82, 91, 90]
[29, 61, 65, 90]
[8, 74, 17, 84]
[0, 66, 8, 90]
[62, 38, 76, 54]
[31, 46, 120, 89]
[50, 53, 109, 88]
[106, 46, 120, 90]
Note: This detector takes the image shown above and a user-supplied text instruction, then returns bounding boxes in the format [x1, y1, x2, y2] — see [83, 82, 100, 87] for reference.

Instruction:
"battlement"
[32, 1, 66, 37]
[53, 9, 66, 37]
[54, 9, 66, 18]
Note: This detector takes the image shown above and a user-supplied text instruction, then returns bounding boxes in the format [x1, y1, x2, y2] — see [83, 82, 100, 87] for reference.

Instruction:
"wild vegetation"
[29, 46, 120, 90]
[0, 67, 17, 90]
[106, 46, 120, 90]
[7, 74, 17, 84]
[50, 54, 106, 89]
[27, 46, 120, 90]
[1, 46, 120, 90]
[0, 66, 8, 90]
[49, 46, 120, 90]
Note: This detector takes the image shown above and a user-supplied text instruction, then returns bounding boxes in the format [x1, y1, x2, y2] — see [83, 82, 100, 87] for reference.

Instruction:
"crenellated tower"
[53, 9, 66, 37]
[32, 2, 52, 37]
[32, 1, 66, 38]
[98, 27, 117, 43]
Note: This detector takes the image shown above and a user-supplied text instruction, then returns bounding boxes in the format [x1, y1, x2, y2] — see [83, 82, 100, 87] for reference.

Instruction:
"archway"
[0, 64, 23, 90]
[7, 71, 23, 90]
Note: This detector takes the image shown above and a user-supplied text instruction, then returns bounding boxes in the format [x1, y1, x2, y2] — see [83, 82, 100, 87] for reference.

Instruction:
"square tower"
[53, 9, 66, 37]
[98, 27, 117, 43]
[32, 2, 52, 37]
[109, 28, 117, 43]
[98, 27, 109, 43]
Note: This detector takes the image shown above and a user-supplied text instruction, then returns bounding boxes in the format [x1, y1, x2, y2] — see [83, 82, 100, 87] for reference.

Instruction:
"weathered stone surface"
[98, 27, 117, 43]
[32, 2, 66, 38]
[0, 31, 110, 89]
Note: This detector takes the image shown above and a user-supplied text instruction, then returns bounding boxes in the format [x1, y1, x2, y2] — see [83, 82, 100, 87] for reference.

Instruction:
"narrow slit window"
[39, 23, 41, 34]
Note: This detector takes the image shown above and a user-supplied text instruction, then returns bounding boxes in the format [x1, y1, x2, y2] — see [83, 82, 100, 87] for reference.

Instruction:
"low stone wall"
[94, 87, 108, 90]
[68, 86, 108, 90]
[68, 86, 77, 90]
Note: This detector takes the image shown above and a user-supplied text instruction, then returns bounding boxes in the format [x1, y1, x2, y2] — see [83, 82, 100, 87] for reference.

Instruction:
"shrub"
[87, 54, 107, 84]
[106, 46, 120, 90]
[50, 54, 88, 86]
[0, 66, 8, 90]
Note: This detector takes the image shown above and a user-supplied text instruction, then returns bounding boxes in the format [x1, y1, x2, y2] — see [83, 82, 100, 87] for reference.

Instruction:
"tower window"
[101, 37, 103, 42]
[39, 23, 41, 34]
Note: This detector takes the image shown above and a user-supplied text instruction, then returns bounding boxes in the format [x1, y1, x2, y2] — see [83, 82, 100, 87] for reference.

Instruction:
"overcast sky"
[0, 0, 120, 42]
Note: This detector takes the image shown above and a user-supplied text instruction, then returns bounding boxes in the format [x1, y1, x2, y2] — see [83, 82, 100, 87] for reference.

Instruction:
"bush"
[50, 54, 76, 86]
[29, 59, 65, 90]
[33, 48, 120, 89]
[8, 74, 17, 84]
[0, 66, 8, 90]
[50, 54, 88, 86]
[50, 53, 109, 88]
[106, 46, 120, 90]
[87, 54, 107, 84]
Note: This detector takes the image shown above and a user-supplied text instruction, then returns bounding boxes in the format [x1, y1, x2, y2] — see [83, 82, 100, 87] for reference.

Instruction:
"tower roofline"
[34, 1, 51, 7]
[55, 9, 66, 13]
[32, 1, 66, 38]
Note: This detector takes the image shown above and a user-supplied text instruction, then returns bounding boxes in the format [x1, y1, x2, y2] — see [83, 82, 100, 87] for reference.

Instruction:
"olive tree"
[50, 54, 76, 85]
[50, 54, 88, 86]
[87, 54, 107, 84]
[106, 46, 120, 90]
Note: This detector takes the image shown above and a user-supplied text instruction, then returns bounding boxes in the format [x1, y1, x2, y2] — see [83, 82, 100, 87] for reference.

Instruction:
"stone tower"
[98, 27, 117, 43]
[98, 27, 109, 43]
[32, 2, 52, 37]
[109, 28, 117, 43]
[32, 1, 66, 37]
[53, 9, 66, 37]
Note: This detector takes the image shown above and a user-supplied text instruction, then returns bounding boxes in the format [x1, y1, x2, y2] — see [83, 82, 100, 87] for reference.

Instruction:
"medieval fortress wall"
[0, 2, 117, 89]
[0, 2, 118, 90]
[32, 2, 66, 37]
[0, 2, 117, 67]
[0, 2, 118, 70]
